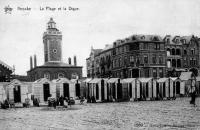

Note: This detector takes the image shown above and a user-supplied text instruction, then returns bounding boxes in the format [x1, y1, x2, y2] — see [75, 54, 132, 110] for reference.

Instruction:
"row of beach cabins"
[0, 72, 200, 106]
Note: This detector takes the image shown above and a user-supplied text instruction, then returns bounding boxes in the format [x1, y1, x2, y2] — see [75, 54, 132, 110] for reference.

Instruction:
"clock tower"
[43, 18, 62, 62]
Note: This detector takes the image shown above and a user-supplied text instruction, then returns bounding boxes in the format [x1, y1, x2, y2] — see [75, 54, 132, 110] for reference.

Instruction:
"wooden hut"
[106, 78, 123, 101]
[52, 78, 74, 99]
[6, 79, 29, 103]
[32, 78, 56, 103]
[122, 78, 136, 101]
[137, 78, 153, 101]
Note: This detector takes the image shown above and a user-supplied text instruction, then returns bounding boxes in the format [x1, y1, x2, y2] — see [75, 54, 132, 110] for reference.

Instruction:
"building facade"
[86, 35, 167, 78]
[27, 18, 82, 81]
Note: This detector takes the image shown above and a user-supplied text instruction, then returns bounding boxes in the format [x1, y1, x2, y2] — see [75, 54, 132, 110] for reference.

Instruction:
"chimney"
[34, 55, 37, 68]
[74, 55, 77, 66]
[30, 56, 33, 70]
[68, 57, 71, 65]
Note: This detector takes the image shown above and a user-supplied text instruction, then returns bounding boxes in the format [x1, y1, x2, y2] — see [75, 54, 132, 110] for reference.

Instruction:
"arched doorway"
[14, 85, 21, 103]
[63, 83, 69, 98]
[189, 68, 198, 77]
[43, 83, 50, 101]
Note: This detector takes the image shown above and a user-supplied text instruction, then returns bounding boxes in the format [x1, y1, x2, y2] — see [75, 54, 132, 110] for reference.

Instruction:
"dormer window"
[166, 38, 170, 44]
[141, 36, 145, 40]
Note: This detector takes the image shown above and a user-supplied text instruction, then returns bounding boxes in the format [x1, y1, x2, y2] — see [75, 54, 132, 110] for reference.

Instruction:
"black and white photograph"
[0, 0, 200, 129]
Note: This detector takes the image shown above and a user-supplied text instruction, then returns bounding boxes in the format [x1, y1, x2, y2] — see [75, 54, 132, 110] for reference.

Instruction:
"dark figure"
[91, 96, 96, 103]
[56, 97, 60, 106]
[190, 87, 197, 107]
[1, 99, 9, 109]
[59, 95, 64, 106]
[87, 96, 91, 103]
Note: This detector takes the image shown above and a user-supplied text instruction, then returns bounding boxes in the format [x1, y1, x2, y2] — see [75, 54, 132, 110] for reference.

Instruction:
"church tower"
[43, 18, 62, 62]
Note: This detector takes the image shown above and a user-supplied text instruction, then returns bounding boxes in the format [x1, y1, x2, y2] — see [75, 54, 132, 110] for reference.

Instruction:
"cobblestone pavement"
[0, 97, 200, 130]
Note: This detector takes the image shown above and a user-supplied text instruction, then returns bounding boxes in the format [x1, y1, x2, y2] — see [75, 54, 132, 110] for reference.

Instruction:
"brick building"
[27, 18, 82, 81]
[86, 34, 167, 78]
[165, 35, 200, 77]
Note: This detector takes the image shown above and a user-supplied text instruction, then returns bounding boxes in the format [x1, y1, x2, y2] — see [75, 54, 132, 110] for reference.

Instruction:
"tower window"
[58, 73, 64, 78]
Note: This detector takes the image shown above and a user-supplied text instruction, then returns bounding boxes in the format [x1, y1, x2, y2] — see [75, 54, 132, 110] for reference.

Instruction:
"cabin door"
[176, 81, 180, 94]
[101, 80, 105, 100]
[63, 83, 69, 98]
[14, 85, 21, 103]
[43, 84, 50, 101]
[75, 83, 80, 97]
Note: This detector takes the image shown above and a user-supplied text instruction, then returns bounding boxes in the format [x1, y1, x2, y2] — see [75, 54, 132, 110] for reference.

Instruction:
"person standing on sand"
[190, 86, 197, 107]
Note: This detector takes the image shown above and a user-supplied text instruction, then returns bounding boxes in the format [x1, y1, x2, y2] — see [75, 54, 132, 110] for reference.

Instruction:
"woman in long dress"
[190, 86, 196, 107]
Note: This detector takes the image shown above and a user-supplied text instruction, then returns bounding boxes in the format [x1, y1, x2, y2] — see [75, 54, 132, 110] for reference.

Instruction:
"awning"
[82, 78, 92, 83]
[157, 78, 168, 83]
[196, 77, 200, 82]
[179, 72, 192, 81]
[138, 78, 152, 83]
[89, 78, 102, 84]
[70, 79, 81, 83]
[107, 78, 119, 83]
[170, 77, 178, 81]
[122, 78, 136, 83]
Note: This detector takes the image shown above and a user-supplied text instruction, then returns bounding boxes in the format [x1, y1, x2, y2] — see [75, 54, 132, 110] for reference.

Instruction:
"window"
[167, 39, 170, 44]
[130, 56, 134, 63]
[184, 49, 187, 55]
[191, 49, 194, 55]
[144, 43, 148, 50]
[152, 55, 156, 64]
[159, 68, 163, 77]
[159, 56, 163, 64]
[153, 69, 157, 78]
[144, 55, 148, 64]
[53, 49, 57, 54]
[44, 73, 50, 79]
[58, 73, 64, 78]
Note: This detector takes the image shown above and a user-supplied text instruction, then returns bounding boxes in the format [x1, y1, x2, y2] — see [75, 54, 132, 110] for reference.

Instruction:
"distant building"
[27, 18, 82, 81]
[86, 35, 167, 78]
[0, 60, 13, 82]
[164, 35, 199, 77]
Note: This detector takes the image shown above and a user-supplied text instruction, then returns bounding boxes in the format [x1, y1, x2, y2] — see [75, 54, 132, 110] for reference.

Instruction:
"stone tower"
[43, 18, 62, 62]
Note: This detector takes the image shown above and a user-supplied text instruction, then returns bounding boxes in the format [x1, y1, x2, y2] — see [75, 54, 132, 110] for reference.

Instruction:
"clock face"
[53, 49, 57, 54]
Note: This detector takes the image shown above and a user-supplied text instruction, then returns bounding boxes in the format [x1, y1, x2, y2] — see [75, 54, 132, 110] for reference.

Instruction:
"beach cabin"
[106, 78, 123, 101]
[82, 78, 92, 99]
[137, 78, 153, 101]
[157, 78, 171, 100]
[52, 78, 74, 99]
[122, 78, 136, 101]
[6, 79, 29, 103]
[88, 78, 109, 102]
[32, 78, 56, 103]
[169, 77, 178, 99]
[179, 72, 195, 96]
[71, 79, 83, 99]
[0, 83, 7, 103]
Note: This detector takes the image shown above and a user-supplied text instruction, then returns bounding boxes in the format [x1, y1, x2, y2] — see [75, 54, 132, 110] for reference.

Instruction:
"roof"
[138, 78, 152, 83]
[89, 78, 102, 83]
[179, 72, 193, 81]
[82, 78, 92, 83]
[0, 60, 13, 71]
[107, 78, 120, 83]
[42, 62, 71, 67]
[34, 78, 51, 83]
[170, 77, 178, 81]
[52, 78, 71, 83]
[70, 79, 81, 83]
[157, 78, 168, 83]
[122, 78, 136, 83]
[196, 77, 200, 82]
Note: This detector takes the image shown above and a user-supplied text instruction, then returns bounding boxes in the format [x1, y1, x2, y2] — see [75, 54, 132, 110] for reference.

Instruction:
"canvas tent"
[157, 78, 170, 99]
[32, 78, 56, 103]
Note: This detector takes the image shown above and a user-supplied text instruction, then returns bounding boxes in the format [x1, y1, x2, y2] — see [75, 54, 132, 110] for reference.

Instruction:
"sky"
[0, 0, 200, 77]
